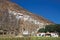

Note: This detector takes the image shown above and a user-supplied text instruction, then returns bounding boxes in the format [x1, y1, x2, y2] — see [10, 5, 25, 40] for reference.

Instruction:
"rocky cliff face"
[0, 0, 54, 36]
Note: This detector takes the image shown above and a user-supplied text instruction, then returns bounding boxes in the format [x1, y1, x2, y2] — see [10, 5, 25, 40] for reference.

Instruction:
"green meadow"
[0, 37, 60, 40]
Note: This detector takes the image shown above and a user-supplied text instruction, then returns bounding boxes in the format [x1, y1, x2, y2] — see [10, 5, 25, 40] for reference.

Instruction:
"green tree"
[45, 25, 56, 32]
[38, 28, 45, 32]
[38, 24, 60, 35]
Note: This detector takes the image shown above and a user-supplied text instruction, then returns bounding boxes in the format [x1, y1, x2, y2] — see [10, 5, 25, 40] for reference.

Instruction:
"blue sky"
[11, 0, 60, 24]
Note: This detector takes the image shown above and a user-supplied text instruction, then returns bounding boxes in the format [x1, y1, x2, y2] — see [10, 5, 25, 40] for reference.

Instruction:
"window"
[23, 28, 25, 31]
[39, 34, 41, 36]
[0, 32, 3, 35]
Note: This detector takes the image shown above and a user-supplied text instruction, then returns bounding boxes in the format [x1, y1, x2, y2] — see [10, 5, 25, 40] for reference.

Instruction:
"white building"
[37, 33, 45, 37]
[37, 32, 59, 37]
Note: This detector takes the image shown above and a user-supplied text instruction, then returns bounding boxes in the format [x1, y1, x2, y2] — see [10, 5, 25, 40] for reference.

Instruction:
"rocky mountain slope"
[0, 0, 54, 36]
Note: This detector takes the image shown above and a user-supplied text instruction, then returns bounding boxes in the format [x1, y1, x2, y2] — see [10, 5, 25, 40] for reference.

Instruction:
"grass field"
[0, 37, 60, 40]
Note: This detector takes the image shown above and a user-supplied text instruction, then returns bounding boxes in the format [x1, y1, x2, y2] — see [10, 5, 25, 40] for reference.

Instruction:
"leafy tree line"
[38, 24, 60, 35]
